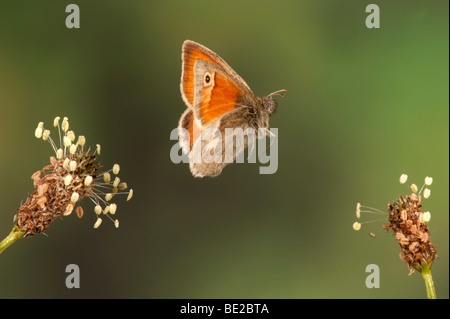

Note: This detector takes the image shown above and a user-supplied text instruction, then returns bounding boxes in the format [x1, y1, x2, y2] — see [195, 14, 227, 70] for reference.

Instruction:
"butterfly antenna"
[268, 89, 288, 99]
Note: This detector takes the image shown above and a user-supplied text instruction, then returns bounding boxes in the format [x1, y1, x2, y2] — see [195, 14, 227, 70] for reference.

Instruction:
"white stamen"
[113, 177, 120, 188]
[67, 131, 76, 142]
[42, 130, 51, 141]
[77, 135, 86, 147]
[63, 158, 70, 170]
[62, 117, 69, 132]
[64, 203, 74, 216]
[112, 164, 120, 175]
[69, 144, 77, 154]
[103, 172, 111, 183]
[118, 182, 127, 191]
[35, 127, 43, 139]
[63, 136, 72, 147]
[84, 175, 93, 186]
[399, 174, 408, 184]
[94, 205, 102, 215]
[127, 189, 133, 201]
[64, 174, 73, 186]
[109, 203, 117, 215]
[94, 218, 102, 229]
[70, 192, 80, 203]
[56, 148, 64, 159]
[69, 160, 77, 172]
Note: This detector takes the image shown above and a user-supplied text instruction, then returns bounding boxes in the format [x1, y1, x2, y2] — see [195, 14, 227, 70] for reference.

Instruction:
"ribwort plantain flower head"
[384, 193, 436, 274]
[353, 173, 437, 275]
[13, 116, 133, 237]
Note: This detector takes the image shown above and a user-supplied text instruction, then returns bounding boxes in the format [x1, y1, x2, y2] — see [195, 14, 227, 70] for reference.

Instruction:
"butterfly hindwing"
[189, 107, 255, 177]
[179, 107, 205, 153]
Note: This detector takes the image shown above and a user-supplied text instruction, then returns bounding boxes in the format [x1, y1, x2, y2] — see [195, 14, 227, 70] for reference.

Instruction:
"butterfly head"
[262, 89, 288, 116]
[262, 96, 278, 115]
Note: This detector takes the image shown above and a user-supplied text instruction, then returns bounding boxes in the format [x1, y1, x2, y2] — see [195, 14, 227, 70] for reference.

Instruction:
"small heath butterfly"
[178, 40, 286, 177]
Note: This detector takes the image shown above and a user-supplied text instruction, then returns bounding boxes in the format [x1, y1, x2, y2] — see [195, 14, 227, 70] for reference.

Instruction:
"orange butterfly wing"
[181, 41, 220, 108]
[192, 60, 242, 126]
[180, 41, 254, 126]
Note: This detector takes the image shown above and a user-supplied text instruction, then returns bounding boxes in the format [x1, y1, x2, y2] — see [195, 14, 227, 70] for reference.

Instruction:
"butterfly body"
[178, 40, 285, 177]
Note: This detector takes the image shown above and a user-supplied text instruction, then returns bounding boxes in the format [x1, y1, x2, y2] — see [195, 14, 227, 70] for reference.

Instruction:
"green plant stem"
[0, 226, 25, 254]
[421, 263, 436, 299]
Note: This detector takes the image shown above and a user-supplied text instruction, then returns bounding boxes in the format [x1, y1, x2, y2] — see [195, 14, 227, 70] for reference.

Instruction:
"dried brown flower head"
[384, 194, 437, 275]
[353, 174, 437, 275]
[14, 117, 133, 237]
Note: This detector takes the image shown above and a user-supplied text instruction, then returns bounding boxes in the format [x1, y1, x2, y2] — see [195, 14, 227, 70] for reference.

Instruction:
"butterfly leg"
[265, 128, 277, 152]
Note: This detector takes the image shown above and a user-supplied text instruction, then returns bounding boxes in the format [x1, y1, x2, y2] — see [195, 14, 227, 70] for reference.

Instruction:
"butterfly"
[178, 40, 286, 177]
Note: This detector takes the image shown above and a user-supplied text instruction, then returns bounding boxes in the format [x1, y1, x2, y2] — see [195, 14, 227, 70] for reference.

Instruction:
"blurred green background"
[0, 0, 448, 299]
